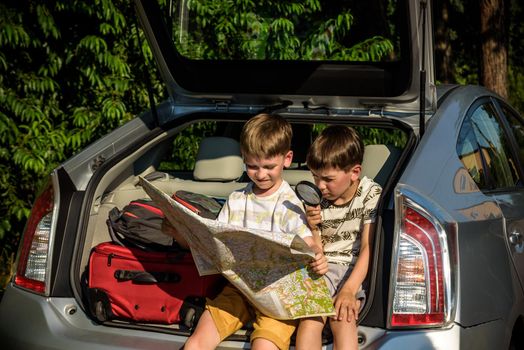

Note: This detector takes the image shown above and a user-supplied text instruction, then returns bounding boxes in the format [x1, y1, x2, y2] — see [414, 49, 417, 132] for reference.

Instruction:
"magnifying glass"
[295, 180, 322, 207]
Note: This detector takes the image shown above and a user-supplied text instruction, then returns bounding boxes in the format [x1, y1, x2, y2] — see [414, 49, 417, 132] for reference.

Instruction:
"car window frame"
[458, 97, 523, 194]
[492, 98, 524, 182]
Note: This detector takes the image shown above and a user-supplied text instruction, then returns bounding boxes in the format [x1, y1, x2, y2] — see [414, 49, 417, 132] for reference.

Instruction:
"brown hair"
[240, 113, 292, 159]
[306, 125, 364, 171]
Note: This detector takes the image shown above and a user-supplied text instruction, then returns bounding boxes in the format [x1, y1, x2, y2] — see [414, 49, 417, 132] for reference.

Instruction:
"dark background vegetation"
[0, 0, 522, 299]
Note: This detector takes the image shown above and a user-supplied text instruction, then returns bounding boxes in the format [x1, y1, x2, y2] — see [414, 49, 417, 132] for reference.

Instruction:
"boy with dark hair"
[185, 113, 327, 350]
[296, 125, 382, 350]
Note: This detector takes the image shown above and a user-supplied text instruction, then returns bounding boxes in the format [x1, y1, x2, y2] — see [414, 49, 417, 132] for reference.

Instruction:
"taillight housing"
[389, 188, 456, 328]
[14, 178, 57, 295]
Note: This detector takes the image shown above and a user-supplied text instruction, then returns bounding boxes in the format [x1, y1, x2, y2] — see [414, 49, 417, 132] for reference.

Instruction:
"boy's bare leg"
[329, 317, 358, 350]
[251, 338, 279, 350]
[184, 310, 221, 350]
[295, 317, 325, 350]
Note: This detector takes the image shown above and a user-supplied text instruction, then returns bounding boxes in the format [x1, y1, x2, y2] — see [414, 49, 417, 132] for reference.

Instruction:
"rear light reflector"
[390, 194, 453, 327]
[14, 182, 55, 294]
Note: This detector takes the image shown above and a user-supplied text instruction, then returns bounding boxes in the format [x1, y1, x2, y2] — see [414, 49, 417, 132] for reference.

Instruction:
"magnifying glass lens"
[295, 181, 322, 206]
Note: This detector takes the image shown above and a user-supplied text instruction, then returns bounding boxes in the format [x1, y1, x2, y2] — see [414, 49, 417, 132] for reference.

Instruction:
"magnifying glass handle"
[304, 205, 322, 232]
[310, 225, 323, 248]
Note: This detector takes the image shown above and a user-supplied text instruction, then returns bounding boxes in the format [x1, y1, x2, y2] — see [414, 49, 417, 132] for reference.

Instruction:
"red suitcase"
[87, 242, 225, 325]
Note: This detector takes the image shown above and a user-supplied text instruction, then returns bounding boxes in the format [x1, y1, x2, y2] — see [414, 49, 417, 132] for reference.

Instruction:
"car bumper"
[0, 284, 508, 350]
[359, 325, 460, 349]
[359, 318, 508, 349]
[0, 284, 190, 349]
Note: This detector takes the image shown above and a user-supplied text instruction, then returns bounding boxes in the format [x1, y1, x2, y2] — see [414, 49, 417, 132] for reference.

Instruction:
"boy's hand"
[309, 245, 328, 275]
[305, 205, 322, 229]
[333, 290, 360, 323]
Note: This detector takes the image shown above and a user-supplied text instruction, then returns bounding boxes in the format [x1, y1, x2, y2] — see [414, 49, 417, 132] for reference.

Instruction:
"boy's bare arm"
[342, 222, 374, 293]
[333, 222, 375, 321]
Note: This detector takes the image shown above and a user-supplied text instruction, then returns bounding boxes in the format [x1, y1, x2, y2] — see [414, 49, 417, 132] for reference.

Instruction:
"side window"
[457, 118, 487, 189]
[500, 104, 524, 170]
[457, 102, 520, 190]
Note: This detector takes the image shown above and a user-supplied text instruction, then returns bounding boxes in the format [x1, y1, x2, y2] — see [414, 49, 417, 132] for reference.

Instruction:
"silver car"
[1, 0, 524, 349]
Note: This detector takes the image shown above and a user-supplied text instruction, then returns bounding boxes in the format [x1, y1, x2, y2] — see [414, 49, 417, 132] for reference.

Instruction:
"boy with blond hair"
[296, 125, 382, 350]
[184, 113, 327, 350]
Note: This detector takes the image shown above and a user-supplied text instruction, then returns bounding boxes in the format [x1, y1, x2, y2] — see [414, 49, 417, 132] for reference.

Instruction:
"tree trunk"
[480, 0, 508, 98]
[435, 0, 453, 83]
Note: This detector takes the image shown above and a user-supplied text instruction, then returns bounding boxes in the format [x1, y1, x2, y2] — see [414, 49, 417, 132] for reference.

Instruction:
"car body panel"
[0, 286, 191, 350]
[60, 107, 160, 191]
[396, 84, 523, 327]
[495, 191, 524, 291]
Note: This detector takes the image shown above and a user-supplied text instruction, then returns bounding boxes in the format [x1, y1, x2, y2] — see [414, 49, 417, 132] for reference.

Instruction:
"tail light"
[389, 189, 455, 327]
[14, 178, 57, 295]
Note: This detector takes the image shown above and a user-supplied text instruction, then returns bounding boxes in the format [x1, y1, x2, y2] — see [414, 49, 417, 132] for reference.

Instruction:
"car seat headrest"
[361, 144, 401, 186]
[193, 137, 244, 182]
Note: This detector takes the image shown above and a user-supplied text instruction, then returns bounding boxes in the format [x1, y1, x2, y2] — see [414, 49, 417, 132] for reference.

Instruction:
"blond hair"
[306, 125, 364, 171]
[240, 113, 292, 159]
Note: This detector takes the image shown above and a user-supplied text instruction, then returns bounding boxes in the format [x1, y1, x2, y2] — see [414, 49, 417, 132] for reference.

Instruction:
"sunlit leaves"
[36, 5, 60, 40]
[164, 121, 217, 171]
[102, 97, 127, 122]
[78, 35, 108, 54]
[336, 36, 395, 61]
[175, 0, 395, 62]
[0, 52, 6, 70]
[0, 5, 30, 48]
[37, 52, 63, 76]
[354, 126, 407, 148]
[23, 75, 59, 94]
[0, 0, 166, 265]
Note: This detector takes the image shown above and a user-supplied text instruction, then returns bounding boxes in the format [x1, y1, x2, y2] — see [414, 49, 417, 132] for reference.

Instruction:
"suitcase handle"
[114, 270, 181, 284]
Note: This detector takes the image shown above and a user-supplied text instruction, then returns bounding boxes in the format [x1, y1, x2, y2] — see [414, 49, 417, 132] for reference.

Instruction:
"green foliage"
[508, 66, 524, 114]
[508, 0, 524, 113]
[355, 127, 407, 148]
[175, 0, 396, 61]
[159, 121, 217, 171]
[313, 124, 407, 148]
[0, 0, 166, 294]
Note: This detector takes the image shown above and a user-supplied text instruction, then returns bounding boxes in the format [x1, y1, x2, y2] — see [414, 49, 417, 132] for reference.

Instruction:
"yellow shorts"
[206, 284, 297, 350]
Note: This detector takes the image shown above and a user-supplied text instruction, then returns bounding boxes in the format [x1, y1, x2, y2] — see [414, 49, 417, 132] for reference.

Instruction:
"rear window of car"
[169, 0, 403, 62]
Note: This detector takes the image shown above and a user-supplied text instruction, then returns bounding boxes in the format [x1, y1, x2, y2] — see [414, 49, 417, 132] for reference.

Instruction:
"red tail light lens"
[390, 194, 453, 327]
[14, 182, 55, 294]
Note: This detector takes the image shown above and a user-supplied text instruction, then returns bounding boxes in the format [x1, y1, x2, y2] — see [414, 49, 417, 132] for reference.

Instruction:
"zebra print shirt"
[320, 176, 382, 266]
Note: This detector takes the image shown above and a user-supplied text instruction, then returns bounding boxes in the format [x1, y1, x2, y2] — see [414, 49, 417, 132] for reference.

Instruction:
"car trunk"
[69, 104, 413, 344]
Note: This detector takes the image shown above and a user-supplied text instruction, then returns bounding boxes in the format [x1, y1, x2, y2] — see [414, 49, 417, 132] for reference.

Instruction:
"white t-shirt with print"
[320, 176, 382, 267]
[217, 180, 312, 240]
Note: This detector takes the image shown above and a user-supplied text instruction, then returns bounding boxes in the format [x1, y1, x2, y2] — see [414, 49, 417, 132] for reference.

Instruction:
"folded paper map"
[139, 176, 335, 320]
